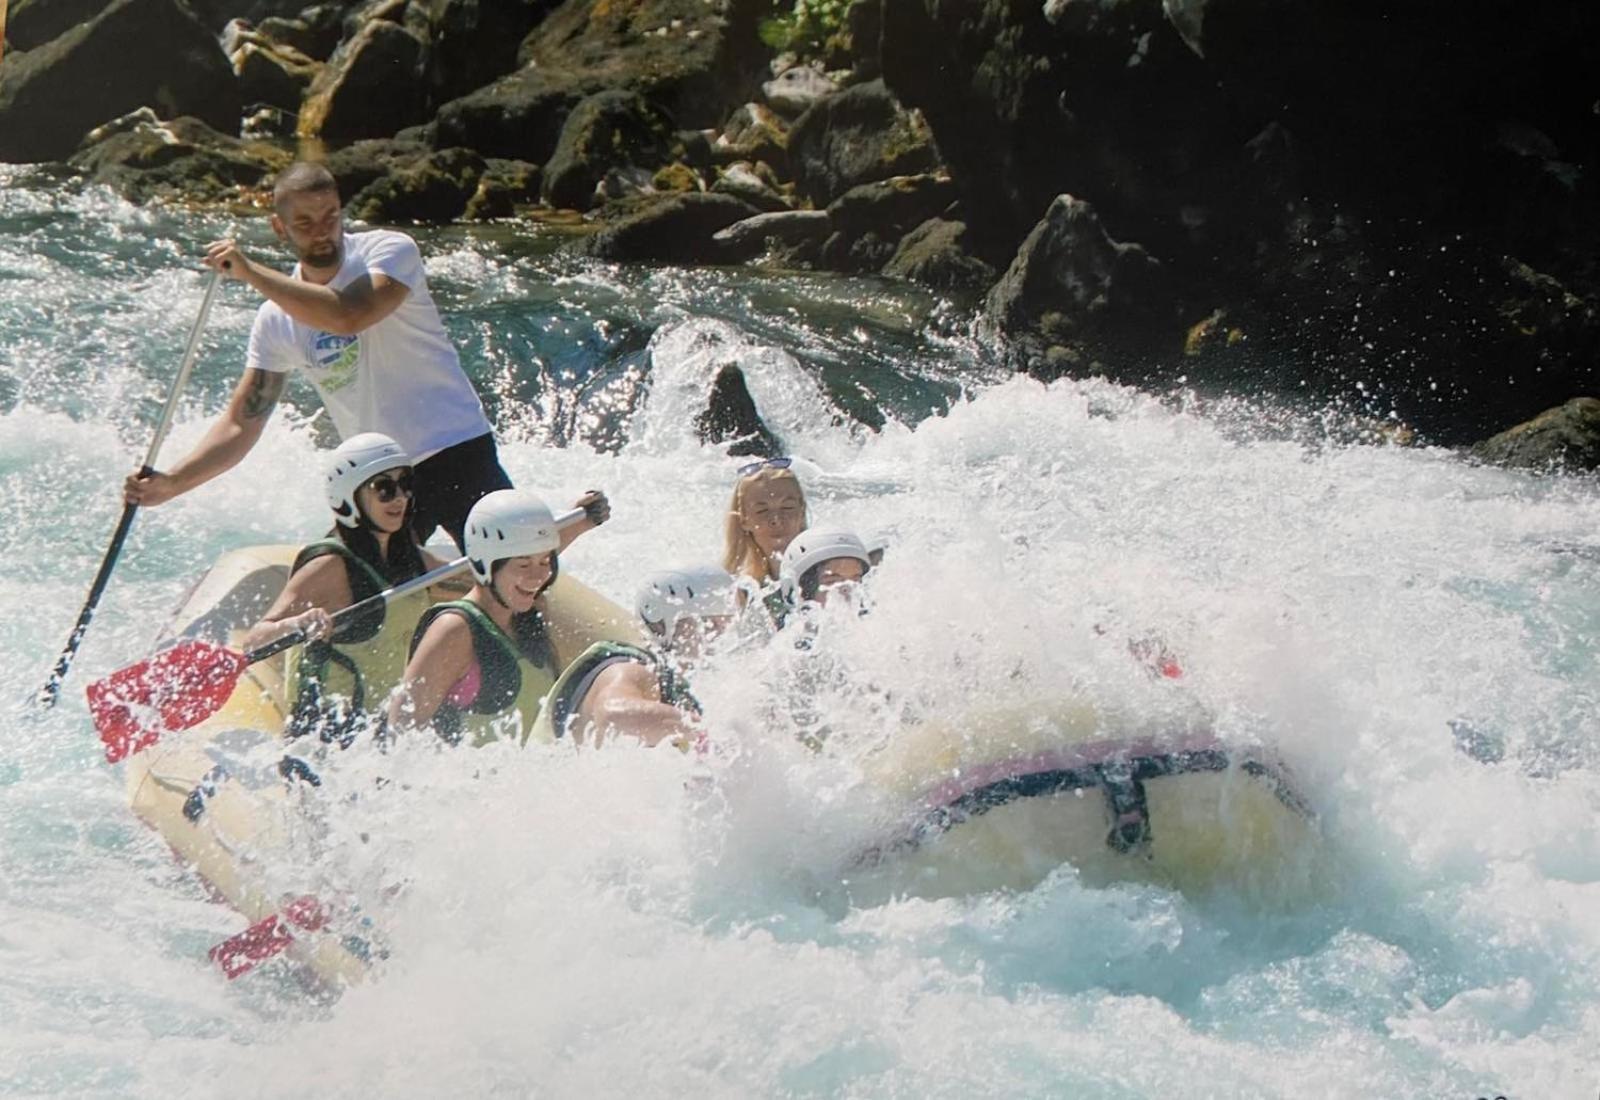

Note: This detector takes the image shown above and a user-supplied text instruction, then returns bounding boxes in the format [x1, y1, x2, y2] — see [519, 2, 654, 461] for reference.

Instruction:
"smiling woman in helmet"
[386, 489, 606, 745]
[240, 432, 454, 742]
[527, 565, 737, 748]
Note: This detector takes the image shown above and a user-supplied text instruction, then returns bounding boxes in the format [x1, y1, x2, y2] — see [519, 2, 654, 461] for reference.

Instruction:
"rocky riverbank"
[2, 0, 1596, 466]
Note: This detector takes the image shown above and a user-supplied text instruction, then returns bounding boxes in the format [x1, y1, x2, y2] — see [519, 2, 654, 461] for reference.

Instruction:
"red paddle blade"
[208, 895, 330, 980]
[86, 639, 251, 763]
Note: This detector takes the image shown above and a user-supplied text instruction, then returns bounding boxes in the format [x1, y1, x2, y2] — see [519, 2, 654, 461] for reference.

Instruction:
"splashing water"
[1, 169, 1597, 1099]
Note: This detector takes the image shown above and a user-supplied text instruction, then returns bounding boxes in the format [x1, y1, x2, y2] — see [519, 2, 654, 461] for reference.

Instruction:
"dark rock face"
[435, 0, 769, 164]
[542, 89, 676, 211]
[5, 0, 108, 52]
[695, 364, 783, 457]
[1472, 398, 1600, 473]
[582, 192, 759, 263]
[878, 0, 1600, 442]
[0, 0, 242, 164]
[786, 79, 938, 206]
[345, 146, 487, 223]
[232, 36, 321, 112]
[298, 18, 427, 141]
[417, 0, 555, 104]
[984, 194, 1174, 377]
[67, 111, 287, 203]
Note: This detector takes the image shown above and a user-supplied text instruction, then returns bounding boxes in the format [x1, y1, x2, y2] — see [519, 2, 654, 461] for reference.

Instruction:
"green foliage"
[759, 0, 852, 58]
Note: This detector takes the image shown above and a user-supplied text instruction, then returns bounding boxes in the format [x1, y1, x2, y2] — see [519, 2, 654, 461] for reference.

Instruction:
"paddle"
[88, 506, 586, 762]
[37, 270, 224, 707]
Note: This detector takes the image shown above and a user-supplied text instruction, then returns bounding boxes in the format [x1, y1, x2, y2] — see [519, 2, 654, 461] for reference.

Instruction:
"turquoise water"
[2, 167, 1597, 1098]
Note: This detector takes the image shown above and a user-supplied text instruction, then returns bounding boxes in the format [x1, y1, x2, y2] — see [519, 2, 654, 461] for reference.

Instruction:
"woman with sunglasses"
[240, 432, 458, 743]
[723, 456, 809, 627]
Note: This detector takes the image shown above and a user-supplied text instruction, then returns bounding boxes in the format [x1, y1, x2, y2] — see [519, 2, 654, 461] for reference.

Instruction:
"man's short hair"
[273, 162, 339, 211]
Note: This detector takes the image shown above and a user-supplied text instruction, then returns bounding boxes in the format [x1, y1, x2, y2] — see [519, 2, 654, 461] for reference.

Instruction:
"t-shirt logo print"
[311, 332, 361, 393]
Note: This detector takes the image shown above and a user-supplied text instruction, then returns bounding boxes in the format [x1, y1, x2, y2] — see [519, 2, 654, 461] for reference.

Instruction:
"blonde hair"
[723, 467, 809, 584]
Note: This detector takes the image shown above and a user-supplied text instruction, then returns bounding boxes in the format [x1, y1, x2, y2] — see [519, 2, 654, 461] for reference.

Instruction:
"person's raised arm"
[204, 239, 410, 337]
[123, 368, 285, 507]
[386, 613, 475, 735]
[571, 662, 695, 749]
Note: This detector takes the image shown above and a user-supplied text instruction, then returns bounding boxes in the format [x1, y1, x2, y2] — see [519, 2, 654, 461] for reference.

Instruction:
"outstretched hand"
[577, 489, 610, 529]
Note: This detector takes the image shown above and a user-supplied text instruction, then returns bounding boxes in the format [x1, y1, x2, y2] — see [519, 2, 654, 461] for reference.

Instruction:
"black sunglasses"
[366, 471, 414, 502]
[737, 456, 794, 477]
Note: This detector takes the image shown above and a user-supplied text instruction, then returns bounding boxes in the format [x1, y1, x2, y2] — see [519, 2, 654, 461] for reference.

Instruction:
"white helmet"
[464, 489, 560, 586]
[326, 432, 411, 528]
[636, 565, 738, 638]
[780, 527, 872, 599]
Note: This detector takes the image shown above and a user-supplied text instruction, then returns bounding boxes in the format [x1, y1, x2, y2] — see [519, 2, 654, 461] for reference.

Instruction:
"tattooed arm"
[124, 369, 287, 506]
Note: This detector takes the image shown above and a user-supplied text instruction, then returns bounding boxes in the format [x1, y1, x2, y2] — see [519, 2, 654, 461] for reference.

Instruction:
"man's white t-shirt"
[244, 229, 492, 461]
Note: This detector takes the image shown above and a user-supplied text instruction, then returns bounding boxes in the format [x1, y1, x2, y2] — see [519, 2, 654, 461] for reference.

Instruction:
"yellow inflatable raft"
[845, 700, 1326, 907]
[123, 545, 643, 989]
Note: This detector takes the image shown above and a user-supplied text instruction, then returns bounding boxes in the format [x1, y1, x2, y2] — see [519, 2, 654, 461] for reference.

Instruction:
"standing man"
[124, 161, 511, 548]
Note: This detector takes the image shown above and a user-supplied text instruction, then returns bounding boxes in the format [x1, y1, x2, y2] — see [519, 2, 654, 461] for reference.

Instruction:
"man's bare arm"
[124, 369, 286, 506]
[204, 240, 409, 337]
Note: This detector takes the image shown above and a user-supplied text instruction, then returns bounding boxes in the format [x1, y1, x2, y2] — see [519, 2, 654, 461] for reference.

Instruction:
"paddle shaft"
[37, 271, 223, 707]
[243, 506, 587, 664]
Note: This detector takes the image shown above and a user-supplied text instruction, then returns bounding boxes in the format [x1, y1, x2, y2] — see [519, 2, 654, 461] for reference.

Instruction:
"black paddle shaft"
[37, 472, 150, 706]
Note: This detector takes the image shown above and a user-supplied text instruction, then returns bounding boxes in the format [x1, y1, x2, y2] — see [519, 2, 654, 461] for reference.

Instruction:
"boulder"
[712, 209, 830, 262]
[257, 6, 347, 60]
[1471, 397, 1600, 473]
[786, 79, 938, 205]
[435, 0, 770, 163]
[416, 0, 553, 103]
[984, 194, 1174, 374]
[881, 217, 994, 291]
[321, 136, 432, 196]
[0, 0, 242, 164]
[345, 146, 486, 223]
[463, 157, 543, 219]
[232, 35, 321, 111]
[714, 102, 788, 169]
[695, 364, 783, 457]
[542, 89, 676, 212]
[297, 17, 426, 140]
[582, 192, 760, 264]
[762, 64, 837, 117]
[712, 162, 789, 213]
[67, 110, 287, 203]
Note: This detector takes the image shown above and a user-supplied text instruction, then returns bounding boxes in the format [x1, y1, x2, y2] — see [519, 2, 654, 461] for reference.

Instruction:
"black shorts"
[410, 432, 513, 550]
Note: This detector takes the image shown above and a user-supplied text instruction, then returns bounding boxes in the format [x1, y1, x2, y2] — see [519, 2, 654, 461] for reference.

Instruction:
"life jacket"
[282, 539, 431, 745]
[410, 599, 558, 747]
[527, 640, 697, 745]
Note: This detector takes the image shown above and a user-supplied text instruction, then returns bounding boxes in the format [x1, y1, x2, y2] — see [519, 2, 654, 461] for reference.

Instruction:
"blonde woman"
[722, 457, 808, 626]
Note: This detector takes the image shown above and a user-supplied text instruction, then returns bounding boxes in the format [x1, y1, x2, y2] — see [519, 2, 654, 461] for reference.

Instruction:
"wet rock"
[712, 209, 830, 263]
[463, 157, 543, 219]
[232, 34, 321, 112]
[416, 0, 553, 104]
[984, 194, 1173, 375]
[257, 6, 346, 61]
[1471, 398, 1600, 473]
[4, 0, 107, 52]
[714, 102, 788, 169]
[297, 17, 426, 141]
[345, 146, 487, 223]
[322, 136, 432, 197]
[712, 162, 790, 213]
[652, 163, 702, 194]
[817, 172, 956, 273]
[583, 192, 760, 264]
[762, 64, 837, 117]
[881, 217, 994, 291]
[436, 0, 770, 164]
[0, 0, 242, 164]
[67, 111, 288, 203]
[695, 364, 783, 457]
[786, 78, 939, 205]
[542, 89, 676, 212]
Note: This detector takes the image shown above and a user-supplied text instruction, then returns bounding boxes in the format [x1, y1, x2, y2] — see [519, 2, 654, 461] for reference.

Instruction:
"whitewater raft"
[846, 700, 1326, 907]
[122, 545, 645, 988]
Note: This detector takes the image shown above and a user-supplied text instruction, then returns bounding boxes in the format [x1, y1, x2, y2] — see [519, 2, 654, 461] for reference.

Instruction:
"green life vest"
[410, 599, 558, 748]
[282, 539, 432, 745]
[526, 640, 696, 745]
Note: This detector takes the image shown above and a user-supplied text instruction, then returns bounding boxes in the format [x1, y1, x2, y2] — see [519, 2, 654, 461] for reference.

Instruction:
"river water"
[1, 167, 1596, 1098]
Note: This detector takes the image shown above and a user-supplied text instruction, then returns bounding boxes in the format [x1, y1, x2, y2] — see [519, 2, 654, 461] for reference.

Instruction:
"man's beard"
[301, 237, 342, 271]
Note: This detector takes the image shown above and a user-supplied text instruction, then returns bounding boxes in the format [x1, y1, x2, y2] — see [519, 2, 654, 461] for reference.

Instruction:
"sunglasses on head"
[366, 470, 414, 502]
[737, 456, 794, 477]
